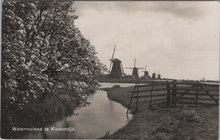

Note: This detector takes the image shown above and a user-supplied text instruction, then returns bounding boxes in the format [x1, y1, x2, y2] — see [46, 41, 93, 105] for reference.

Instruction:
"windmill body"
[131, 67, 139, 78]
[143, 71, 151, 79]
[110, 58, 123, 78]
[152, 73, 156, 79]
[108, 45, 124, 79]
[142, 65, 151, 79]
[157, 74, 161, 79]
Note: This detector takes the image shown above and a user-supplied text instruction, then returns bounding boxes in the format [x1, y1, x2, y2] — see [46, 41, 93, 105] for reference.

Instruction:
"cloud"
[145, 2, 206, 19]
[73, 1, 219, 80]
[74, 1, 211, 19]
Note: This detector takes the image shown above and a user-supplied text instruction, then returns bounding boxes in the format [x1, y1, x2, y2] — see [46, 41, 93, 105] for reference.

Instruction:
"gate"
[127, 80, 219, 113]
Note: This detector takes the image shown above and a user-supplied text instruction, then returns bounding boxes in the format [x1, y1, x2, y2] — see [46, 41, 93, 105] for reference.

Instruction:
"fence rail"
[127, 80, 219, 113]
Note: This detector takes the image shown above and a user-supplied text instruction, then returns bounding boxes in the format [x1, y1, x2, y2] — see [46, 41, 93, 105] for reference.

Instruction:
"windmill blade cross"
[125, 67, 134, 69]
[120, 63, 125, 76]
[109, 62, 113, 73]
[108, 45, 116, 73]
[111, 45, 116, 60]
[134, 58, 136, 67]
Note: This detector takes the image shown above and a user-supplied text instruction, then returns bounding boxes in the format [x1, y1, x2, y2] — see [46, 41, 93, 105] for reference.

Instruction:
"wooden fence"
[127, 80, 219, 113]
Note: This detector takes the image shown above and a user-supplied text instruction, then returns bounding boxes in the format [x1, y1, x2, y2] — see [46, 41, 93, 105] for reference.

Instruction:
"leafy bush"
[2, 0, 105, 109]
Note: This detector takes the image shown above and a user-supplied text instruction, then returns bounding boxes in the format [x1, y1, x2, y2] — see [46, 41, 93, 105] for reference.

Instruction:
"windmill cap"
[112, 58, 121, 62]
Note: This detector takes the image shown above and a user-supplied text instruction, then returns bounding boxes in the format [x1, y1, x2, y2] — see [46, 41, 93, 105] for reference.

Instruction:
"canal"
[23, 83, 134, 139]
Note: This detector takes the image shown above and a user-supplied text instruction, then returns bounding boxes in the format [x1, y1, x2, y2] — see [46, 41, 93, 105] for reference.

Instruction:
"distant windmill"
[126, 58, 144, 78]
[152, 73, 156, 80]
[109, 45, 124, 78]
[157, 71, 161, 79]
[142, 65, 151, 79]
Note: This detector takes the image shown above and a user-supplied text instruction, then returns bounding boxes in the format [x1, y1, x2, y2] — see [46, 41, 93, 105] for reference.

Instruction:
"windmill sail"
[134, 58, 136, 68]
[109, 45, 116, 73]
[120, 63, 125, 76]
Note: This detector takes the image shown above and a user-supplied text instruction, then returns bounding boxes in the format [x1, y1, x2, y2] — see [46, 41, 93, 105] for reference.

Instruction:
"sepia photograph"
[1, 0, 219, 139]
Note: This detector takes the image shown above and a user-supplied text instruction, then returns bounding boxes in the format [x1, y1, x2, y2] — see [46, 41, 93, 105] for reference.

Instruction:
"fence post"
[195, 81, 199, 106]
[166, 81, 170, 107]
[172, 80, 177, 107]
[149, 81, 154, 109]
[136, 81, 139, 111]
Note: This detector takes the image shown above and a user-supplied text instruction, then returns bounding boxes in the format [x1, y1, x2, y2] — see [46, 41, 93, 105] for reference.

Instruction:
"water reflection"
[23, 88, 133, 139]
[41, 128, 48, 139]
[100, 82, 135, 88]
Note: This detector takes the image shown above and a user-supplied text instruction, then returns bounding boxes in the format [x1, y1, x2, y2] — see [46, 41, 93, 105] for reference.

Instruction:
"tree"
[2, 0, 105, 110]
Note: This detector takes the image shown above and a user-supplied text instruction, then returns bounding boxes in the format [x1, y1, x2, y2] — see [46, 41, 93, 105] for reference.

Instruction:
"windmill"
[152, 73, 156, 79]
[157, 71, 161, 79]
[109, 45, 125, 78]
[125, 58, 144, 78]
[151, 70, 156, 80]
[142, 65, 151, 79]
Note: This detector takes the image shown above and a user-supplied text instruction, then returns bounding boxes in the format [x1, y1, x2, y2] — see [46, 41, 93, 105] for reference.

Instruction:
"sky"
[73, 1, 219, 80]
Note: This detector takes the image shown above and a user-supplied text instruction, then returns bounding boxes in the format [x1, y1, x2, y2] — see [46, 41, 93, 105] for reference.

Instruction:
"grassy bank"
[1, 94, 76, 139]
[105, 86, 219, 140]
